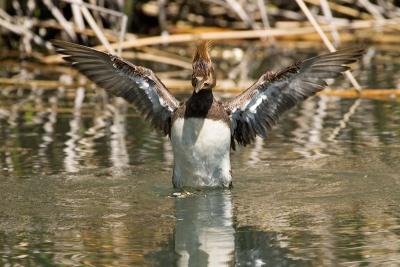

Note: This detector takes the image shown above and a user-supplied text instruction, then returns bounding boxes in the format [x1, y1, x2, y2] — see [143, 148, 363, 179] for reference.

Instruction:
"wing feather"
[53, 40, 179, 136]
[225, 48, 364, 146]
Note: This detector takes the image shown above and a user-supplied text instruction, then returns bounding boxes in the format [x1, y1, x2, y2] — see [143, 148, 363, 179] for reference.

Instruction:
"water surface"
[1, 46, 400, 266]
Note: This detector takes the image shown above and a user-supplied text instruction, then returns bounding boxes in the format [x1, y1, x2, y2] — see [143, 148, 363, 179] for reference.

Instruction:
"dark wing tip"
[51, 39, 66, 46]
[51, 39, 70, 57]
[316, 46, 366, 64]
[332, 46, 366, 53]
[51, 39, 85, 49]
[301, 46, 365, 81]
[50, 39, 64, 47]
[51, 40, 78, 66]
[336, 46, 366, 61]
[51, 39, 105, 57]
[51, 39, 78, 52]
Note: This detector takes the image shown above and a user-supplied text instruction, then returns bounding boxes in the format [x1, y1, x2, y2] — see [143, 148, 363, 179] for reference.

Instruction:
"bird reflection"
[174, 191, 235, 266]
[149, 191, 311, 266]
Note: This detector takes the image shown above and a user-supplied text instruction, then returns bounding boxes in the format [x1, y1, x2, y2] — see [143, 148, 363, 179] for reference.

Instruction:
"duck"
[53, 40, 363, 188]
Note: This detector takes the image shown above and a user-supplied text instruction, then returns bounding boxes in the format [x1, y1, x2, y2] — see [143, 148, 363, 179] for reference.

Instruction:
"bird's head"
[192, 40, 216, 93]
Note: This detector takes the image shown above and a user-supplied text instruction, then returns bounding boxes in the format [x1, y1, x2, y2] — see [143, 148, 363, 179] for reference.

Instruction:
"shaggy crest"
[193, 40, 212, 76]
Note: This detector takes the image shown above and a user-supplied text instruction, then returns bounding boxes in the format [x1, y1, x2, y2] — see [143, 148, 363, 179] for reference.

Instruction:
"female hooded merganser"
[54, 40, 363, 188]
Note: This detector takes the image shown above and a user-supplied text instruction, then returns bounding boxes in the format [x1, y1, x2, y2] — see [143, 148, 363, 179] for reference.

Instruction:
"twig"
[0, 77, 85, 89]
[71, 1, 86, 41]
[106, 19, 400, 49]
[257, 0, 270, 29]
[0, 8, 12, 21]
[0, 16, 50, 49]
[295, 0, 362, 91]
[80, 4, 115, 53]
[61, 0, 127, 17]
[42, 18, 400, 64]
[122, 51, 192, 69]
[1, 78, 400, 100]
[42, 0, 77, 40]
[118, 15, 128, 56]
[257, 0, 274, 41]
[60, 0, 128, 55]
[35, 19, 125, 42]
[320, 0, 340, 45]
[158, 0, 168, 35]
[225, 0, 255, 28]
[358, 0, 385, 20]
[303, 0, 372, 19]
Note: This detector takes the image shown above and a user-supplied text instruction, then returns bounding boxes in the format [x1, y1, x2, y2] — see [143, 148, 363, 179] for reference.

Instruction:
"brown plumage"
[52, 40, 179, 136]
[193, 40, 212, 66]
[192, 41, 212, 73]
[191, 40, 216, 93]
[53, 39, 364, 188]
[225, 47, 364, 146]
[53, 40, 364, 145]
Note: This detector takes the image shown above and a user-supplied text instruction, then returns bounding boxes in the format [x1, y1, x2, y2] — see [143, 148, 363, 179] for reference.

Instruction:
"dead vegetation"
[0, 0, 399, 119]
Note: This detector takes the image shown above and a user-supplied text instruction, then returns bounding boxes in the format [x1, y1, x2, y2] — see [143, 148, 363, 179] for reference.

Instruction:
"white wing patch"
[248, 94, 267, 113]
[138, 79, 149, 90]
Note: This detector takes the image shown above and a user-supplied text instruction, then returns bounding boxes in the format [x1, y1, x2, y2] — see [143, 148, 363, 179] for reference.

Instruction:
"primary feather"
[224, 47, 365, 146]
[53, 40, 180, 136]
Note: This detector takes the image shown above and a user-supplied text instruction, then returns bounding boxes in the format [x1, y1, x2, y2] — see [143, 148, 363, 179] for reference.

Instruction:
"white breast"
[171, 118, 232, 188]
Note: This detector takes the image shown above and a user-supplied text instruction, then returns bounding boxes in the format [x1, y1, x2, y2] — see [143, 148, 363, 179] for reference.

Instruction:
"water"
[1, 46, 400, 266]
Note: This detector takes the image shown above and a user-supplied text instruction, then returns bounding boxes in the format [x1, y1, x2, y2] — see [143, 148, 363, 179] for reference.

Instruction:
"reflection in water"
[64, 87, 85, 172]
[163, 137, 174, 168]
[174, 192, 234, 266]
[110, 99, 130, 169]
[247, 136, 264, 166]
[234, 227, 310, 267]
[38, 95, 58, 152]
[328, 98, 361, 142]
[0, 96, 400, 266]
[306, 96, 328, 157]
[292, 97, 328, 159]
[151, 191, 312, 266]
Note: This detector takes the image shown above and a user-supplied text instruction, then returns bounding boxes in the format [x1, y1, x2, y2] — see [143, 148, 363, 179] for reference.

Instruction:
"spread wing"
[224, 47, 364, 146]
[53, 40, 180, 136]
